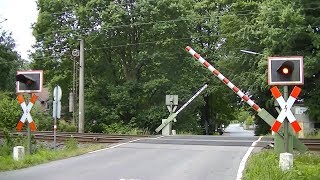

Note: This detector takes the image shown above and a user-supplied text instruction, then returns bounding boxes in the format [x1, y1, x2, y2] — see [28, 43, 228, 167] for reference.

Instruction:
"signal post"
[268, 56, 304, 170]
[268, 56, 304, 154]
[184, 46, 307, 171]
[15, 70, 43, 154]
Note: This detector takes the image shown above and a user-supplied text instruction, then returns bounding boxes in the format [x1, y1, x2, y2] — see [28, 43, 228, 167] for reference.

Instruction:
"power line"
[30, 2, 320, 60]
[31, 34, 218, 60]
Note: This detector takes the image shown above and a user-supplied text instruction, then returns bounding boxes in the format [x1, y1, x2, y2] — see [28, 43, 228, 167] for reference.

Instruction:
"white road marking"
[146, 137, 268, 143]
[87, 136, 164, 154]
[152, 135, 165, 139]
[236, 136, 263, 180]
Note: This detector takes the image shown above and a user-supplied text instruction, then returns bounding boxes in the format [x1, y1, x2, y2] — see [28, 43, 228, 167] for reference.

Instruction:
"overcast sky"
[0, 0, 38, 60]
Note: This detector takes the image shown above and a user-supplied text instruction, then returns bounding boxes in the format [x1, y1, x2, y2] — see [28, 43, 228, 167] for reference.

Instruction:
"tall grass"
[243, 150, 320, 180]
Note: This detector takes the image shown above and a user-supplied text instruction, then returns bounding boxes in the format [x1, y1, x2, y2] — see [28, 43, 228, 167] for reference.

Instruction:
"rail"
[1, 131, 319, 151]
[0, 131, 150, 144]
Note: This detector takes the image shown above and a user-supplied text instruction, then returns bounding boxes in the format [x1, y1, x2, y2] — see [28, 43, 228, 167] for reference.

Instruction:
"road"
[223, 123, 255, 137]
[0, 124, 271, 180]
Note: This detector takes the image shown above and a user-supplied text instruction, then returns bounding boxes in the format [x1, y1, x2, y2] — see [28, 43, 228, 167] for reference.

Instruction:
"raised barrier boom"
[186, 46, 261, 112]
[185, 46, 307, 153]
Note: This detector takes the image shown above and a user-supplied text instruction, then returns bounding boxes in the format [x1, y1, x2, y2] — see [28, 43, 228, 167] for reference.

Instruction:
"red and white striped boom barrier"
[185, 46, 308, 153]
[17, 94, 37, 131]
[270, 86, 302, 133]
[185, 46, 261, 112]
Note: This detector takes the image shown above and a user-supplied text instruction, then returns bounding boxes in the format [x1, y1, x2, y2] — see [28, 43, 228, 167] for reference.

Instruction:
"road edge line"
[236, 136, 263, 180]
[87, 135, 165, 154]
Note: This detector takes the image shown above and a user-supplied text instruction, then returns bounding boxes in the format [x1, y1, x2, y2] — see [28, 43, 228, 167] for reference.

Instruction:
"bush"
[0, 92, 21, 131]
[103, 122, 149, 135]
[0, 129, 38, 156]
[32, 103, 52, 131]
[58, 120, 77, 132]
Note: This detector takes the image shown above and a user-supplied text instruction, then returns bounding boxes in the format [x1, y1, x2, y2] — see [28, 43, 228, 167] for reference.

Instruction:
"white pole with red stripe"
[185, 46, 261, 112]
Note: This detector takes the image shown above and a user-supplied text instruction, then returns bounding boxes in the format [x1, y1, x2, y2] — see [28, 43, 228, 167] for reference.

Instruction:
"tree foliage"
[0, 92, 21, 131]
[30, 0, 320, 134]
[0, 28, 23, 91]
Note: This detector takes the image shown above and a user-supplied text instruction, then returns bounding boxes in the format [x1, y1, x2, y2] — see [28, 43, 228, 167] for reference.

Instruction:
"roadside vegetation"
[243, 150, 320, 180]
[0, 134, 106, 172]
[305, 130, 320, 139]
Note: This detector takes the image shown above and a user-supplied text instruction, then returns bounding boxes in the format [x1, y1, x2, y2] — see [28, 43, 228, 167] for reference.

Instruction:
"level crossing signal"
[278, 61, 293, 75]
[268, 57, 303, 85]
[16, 70, 43, 93]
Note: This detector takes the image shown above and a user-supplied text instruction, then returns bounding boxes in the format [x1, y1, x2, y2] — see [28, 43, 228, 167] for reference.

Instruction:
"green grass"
[305, 130, 320, 139]
[176, 131, 196, 135]
[0, 143, 106, 172]
[243, 150, 320, 180]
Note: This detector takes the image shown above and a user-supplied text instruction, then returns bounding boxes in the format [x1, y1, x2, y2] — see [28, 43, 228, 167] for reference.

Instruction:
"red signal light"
[282, 67, 289, 75]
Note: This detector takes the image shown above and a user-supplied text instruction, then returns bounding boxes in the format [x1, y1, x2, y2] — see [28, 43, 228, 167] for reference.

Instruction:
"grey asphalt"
[0, 124, 271, 180]
[223, 123, 255, 137]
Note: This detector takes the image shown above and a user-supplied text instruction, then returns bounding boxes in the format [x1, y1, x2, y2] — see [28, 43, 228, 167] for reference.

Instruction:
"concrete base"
[279, 153, 293, 171]
[13, 146, 25, 161]
[162, 119, 172, 136]
[172, 130, 176, 135]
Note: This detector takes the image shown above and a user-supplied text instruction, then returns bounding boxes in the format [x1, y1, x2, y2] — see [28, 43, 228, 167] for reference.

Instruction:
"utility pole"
[78, 39, 85, 133]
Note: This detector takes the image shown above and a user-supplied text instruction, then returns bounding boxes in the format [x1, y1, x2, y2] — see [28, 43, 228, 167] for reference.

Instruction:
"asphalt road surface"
[0, 124, 271, 180]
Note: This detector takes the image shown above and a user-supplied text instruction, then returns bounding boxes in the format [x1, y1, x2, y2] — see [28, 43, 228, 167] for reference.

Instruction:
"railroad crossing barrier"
[185, 46, 307, 153]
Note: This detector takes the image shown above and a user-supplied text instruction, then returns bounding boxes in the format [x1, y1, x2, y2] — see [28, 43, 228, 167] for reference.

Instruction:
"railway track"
[1, 131, 319, 151]
[267, 138, 320, 151]
[0, 131, 151, 144]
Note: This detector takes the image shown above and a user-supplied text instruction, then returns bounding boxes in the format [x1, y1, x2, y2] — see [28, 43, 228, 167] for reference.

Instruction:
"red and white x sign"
[16, 94, 37, 131]
[270, 86, 302, 133]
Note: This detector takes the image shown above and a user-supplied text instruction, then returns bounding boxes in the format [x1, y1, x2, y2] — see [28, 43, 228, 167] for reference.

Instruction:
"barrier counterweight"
[185, 46, 261, 112]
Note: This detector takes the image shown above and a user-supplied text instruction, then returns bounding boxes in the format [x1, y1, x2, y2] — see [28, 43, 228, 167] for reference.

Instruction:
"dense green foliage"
[29, 0, 320, 134]
[0, 28, 23, 91]
[243, 150, 320, 180]
[0, 92, 21, 131]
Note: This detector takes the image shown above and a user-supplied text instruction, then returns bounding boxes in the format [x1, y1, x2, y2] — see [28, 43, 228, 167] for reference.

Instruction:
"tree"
[32, 0, 213, 133]
[0, 92, 21, 131]
[217, 0, 320, 134]
[32, 0, 319, 135]
[0, 28, 23, 91]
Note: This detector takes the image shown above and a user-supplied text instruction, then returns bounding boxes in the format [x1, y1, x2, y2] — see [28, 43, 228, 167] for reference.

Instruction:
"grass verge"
[243, 150, 320, 180]
[0, 143, 106, 172]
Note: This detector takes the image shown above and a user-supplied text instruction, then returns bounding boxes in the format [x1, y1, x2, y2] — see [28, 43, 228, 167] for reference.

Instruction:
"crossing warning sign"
[270, 86, 302, 133]
[16, 94, 37, 131]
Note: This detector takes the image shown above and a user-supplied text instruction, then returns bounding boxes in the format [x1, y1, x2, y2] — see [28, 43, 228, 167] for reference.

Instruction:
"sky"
[0, 0, 38, 60]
